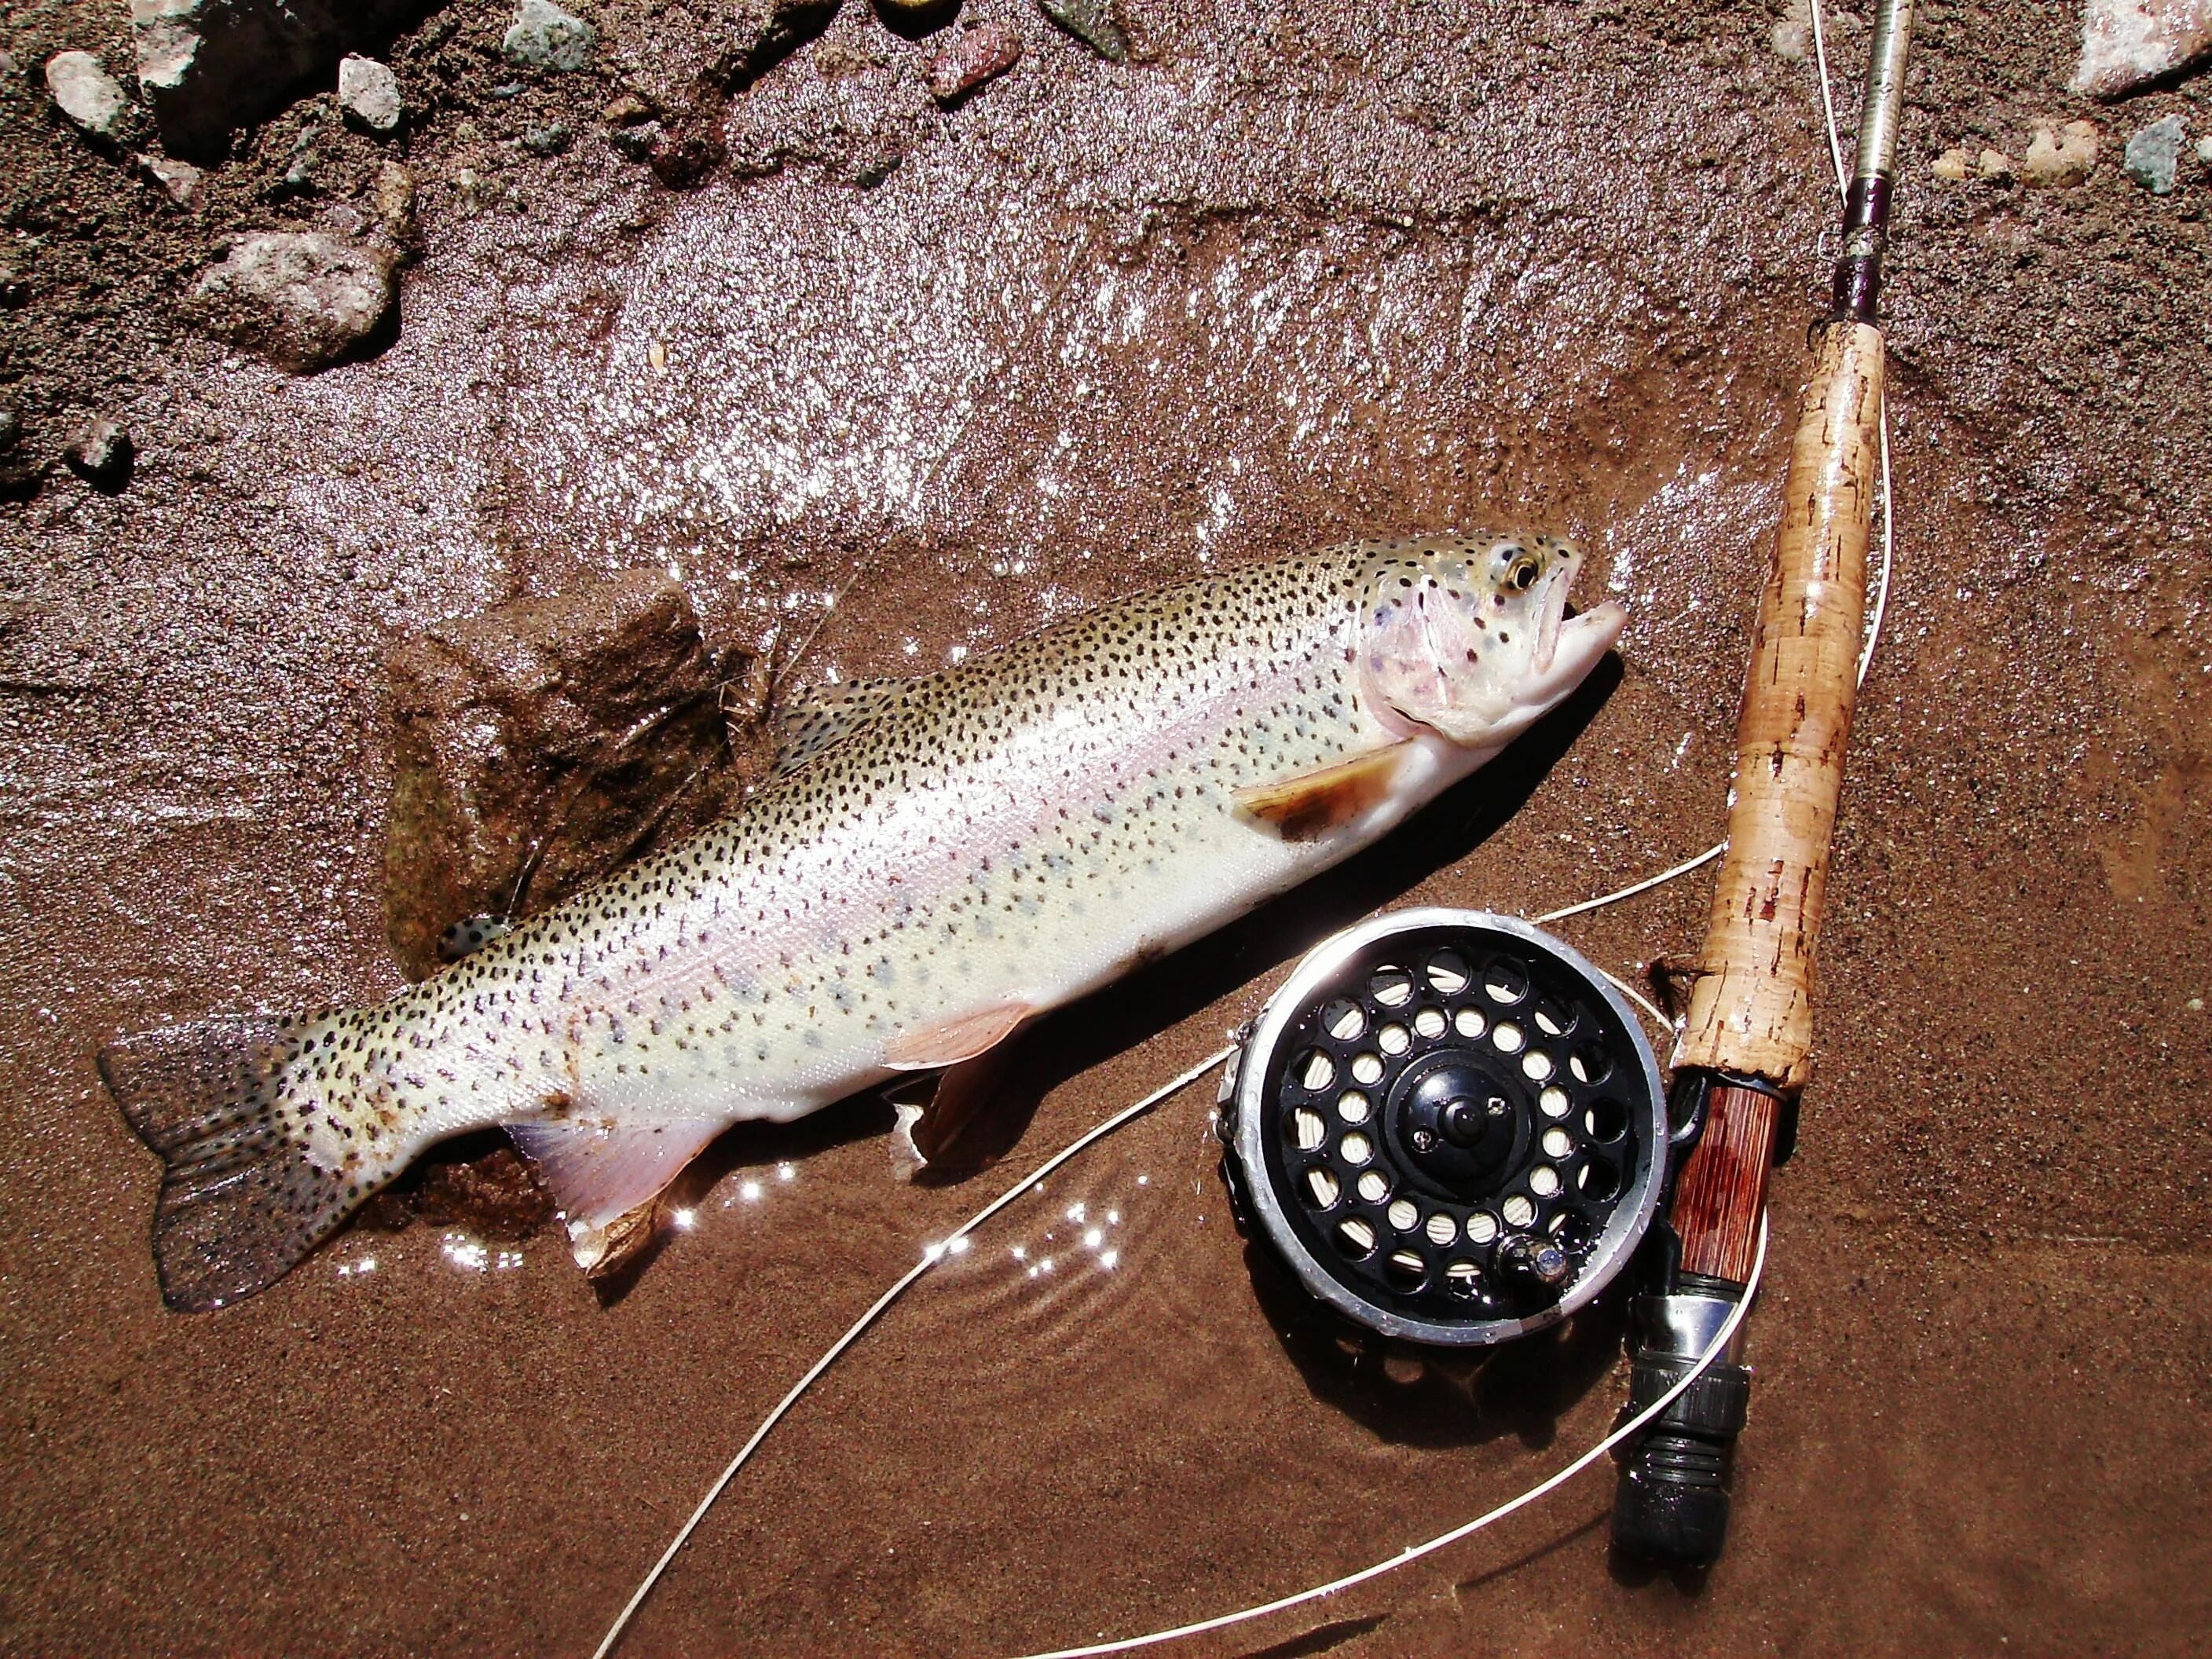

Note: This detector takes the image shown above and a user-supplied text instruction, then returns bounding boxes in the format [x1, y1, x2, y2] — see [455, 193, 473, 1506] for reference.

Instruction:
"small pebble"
[1770, 0, 1812, 60]
[1932, 147, 1972, 181]
[0, 407, 20, 452]
[451, 168, 494, 214]
[2021, 120, 2097, 188]
[602, 93, 655, 126]
[522, 123, 573, 156]
[2122, 113, 2185, 196]
[2200, 134, 2212, 163]
[925, 22, 1023, 104]
[139, 152, 203, 208]
[503, 0, 596, 73]
[65, 419, 133, 490]
[1977, 148, 2013, 180]
[45, 49, 128, 141]
[1038, 0, 1128, 61]
[372, 161, 417, 242]
[338, 55, 404, 135]
[611, 121, 661, 161]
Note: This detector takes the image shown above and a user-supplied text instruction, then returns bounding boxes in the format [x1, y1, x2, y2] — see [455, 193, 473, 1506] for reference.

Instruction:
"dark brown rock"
[382, 569, 747, 981]
[649, 121, 728, 188]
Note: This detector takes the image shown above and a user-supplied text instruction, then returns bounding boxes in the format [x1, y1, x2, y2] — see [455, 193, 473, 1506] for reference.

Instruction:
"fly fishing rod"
[1609, 0, 1914, 1565]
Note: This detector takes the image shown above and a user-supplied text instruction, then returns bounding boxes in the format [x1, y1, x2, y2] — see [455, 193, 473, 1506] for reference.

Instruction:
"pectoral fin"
[506, 1116, 727, 1275]
[884, 1000, 1032, 1069]
[1232, 744, 1414, 843]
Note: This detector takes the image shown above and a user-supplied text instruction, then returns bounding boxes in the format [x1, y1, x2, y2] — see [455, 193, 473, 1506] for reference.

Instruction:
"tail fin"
[98, 1016, 361, 1312]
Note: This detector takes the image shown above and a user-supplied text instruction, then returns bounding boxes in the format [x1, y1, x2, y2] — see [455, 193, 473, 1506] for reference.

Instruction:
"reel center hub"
[1393, 1052, 1525, 1185]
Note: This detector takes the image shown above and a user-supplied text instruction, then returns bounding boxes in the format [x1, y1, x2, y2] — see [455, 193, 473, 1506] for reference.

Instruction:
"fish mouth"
[1520, 596, 1628, 709]
[1530, 559, 1586, 676]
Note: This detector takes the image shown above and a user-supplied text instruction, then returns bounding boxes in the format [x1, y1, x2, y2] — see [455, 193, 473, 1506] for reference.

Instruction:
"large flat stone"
[382, 570, 746, 981]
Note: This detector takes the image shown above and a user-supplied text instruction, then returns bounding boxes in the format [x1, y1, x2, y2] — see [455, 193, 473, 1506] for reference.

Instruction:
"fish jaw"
[1520, 599, 1627, 713]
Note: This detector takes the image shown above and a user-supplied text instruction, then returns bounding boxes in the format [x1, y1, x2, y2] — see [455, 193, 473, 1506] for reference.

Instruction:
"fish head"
[1357, 533, 1627, 750]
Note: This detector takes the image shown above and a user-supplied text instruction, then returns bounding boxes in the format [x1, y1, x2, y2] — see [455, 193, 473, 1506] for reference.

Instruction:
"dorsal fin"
[771, 676, 911, 777]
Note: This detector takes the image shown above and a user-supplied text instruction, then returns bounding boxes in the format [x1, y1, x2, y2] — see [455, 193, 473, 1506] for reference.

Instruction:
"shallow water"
[3, 0, 2210, 1654]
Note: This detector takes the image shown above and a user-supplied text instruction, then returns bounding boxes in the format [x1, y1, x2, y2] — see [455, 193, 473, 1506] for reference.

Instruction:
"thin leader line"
[588, 1046, 1236, 1659]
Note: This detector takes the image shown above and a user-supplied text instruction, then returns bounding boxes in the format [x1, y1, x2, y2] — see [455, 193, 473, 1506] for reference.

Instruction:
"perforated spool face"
[1232, 910, 1668, 1346]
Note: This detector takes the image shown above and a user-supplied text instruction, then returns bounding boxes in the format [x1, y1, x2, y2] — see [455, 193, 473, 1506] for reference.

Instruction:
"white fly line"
[593, 5, 1888, 1650]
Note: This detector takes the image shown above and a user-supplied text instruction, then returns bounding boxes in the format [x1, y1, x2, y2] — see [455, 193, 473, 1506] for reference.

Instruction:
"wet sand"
[2, 1, 2209, 1654]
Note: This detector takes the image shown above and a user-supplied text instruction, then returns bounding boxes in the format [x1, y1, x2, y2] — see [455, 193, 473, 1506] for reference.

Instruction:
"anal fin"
[506, 1117, 727, 1275]
[1232, 744, 1414, 843]
[888, 1043, 1015, 1183]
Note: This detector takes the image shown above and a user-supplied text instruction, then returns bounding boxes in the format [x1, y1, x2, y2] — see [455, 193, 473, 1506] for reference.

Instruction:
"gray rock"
[46, 50, 130, 141]
[1038, 0, 1128, 62]
[2123, 113, 2187, 194]
[522, 121, 572, 155]
[65, 419, 134, 491]
[185, 231, 397, 372]
[502, 0, 595, 73]
[130, 0, 439, 156]
[382, 569, 746, 980]
[0, 408, 20, 452]
[138, 151, 204, 207]
[337, 53, 402, 134]
[2073, 0, 2212, 98]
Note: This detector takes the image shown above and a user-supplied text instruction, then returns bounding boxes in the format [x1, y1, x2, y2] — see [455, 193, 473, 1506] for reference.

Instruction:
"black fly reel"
[1221, 910, 1668, 1347]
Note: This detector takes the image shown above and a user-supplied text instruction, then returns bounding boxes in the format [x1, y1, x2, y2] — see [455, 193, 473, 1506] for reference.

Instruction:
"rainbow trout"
[101, 536, 1625, 1309]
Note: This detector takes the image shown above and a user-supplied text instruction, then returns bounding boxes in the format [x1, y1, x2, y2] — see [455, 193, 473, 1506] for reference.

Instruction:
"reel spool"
[1221, 910, 1667, 1347]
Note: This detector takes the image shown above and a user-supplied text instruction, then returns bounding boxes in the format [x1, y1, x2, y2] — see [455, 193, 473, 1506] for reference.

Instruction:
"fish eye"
[1509, 558, 1540, 591]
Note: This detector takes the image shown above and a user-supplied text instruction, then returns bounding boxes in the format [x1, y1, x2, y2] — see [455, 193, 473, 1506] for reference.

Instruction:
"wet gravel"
[1, 0, 2208, 1654]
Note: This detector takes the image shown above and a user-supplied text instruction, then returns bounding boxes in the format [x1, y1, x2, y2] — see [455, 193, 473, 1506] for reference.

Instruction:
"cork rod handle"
[1672, 321, 1881, 1090]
